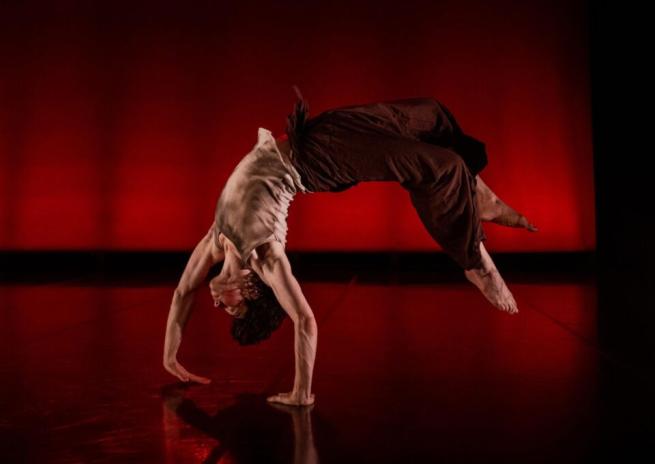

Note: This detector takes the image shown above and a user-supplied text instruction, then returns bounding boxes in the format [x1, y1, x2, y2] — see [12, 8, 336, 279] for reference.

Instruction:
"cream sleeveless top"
[214, 127, 309, 264]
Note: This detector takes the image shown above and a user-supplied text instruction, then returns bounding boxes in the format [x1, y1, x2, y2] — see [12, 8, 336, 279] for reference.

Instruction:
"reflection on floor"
[1, 275, 653, 463]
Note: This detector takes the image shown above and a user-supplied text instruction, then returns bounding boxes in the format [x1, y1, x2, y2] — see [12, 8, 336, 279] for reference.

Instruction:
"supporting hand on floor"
[164, 358, 212, 384]
[267, 390, 315, 406]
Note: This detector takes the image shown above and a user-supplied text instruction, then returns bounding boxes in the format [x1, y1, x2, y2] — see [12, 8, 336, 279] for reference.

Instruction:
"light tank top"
[214, 127, 309, 264]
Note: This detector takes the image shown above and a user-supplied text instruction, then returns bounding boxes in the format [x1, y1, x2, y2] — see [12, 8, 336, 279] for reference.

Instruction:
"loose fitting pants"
[285, 93, 488, 270]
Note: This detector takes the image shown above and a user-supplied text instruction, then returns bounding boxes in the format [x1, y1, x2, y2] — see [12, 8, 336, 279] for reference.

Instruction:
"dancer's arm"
[163, 225, 224, 383]
[251, 241, 317, 405]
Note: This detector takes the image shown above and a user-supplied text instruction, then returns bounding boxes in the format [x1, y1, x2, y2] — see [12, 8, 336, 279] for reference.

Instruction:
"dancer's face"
[212, 282, 248, 318]
[216, 288, 248, 319]
[210, 268, 258, 319]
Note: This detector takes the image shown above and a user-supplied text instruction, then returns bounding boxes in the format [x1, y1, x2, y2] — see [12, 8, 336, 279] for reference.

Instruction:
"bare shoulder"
[253, 239, 287, 263]
[249, 239, 289, 283]
[250, 238, 315, 323]
[207, 225, 226, 262]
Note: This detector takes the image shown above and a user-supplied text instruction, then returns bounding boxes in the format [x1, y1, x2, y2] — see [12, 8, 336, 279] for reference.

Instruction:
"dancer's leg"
[402, 145, 518, 314]
[464, 241, 518, 314]
[286, 96, 519, 313]
[475, 175, 538, 232]
[403, 147, 485, 270]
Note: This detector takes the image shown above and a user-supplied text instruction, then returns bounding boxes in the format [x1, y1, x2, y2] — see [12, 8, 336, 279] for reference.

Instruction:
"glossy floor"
[1, 275, 653, 463]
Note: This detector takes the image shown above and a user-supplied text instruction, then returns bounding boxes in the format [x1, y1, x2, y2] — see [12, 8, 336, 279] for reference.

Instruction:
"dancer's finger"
[177, 363, 210, 384]
[188, 373, 212, 384]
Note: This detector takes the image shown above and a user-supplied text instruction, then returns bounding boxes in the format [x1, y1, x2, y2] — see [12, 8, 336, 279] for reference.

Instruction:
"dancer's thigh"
[320, 124, 464, 186]
[318, 97, 456, 142]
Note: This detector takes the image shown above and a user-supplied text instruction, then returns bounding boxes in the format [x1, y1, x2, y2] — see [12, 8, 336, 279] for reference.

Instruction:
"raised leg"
[403, 148, 518, 314]
[404, 148, 485, 270]
[475, 175, 538, 232]
[464, 241, 518, 314]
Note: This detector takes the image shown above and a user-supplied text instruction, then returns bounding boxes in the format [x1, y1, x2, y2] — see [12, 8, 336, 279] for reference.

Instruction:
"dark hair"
[230, 272, 287, 345]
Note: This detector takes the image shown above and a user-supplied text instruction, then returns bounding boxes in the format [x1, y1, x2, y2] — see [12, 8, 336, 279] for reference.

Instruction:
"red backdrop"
[0, 0, 594, 252]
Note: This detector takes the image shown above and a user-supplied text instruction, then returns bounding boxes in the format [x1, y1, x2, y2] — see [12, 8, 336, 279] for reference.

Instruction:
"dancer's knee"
[430, 150, 466, 177]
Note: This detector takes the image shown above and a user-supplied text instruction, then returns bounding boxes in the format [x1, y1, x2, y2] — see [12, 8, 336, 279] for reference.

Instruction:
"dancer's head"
[214, 270, 287, 345]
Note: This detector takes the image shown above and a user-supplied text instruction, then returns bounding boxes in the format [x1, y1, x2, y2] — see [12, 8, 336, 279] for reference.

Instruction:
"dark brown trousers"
[285, 93, 488, 270]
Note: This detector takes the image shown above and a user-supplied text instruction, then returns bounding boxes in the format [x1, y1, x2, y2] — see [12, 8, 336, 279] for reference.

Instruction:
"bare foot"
[464, 241, 518, 314]
[486, 197, 538, 232]
[475, 176, 538, 232]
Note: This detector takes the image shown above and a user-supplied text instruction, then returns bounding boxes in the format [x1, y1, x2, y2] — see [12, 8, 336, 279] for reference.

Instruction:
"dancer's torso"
[214, 127, 308, 265]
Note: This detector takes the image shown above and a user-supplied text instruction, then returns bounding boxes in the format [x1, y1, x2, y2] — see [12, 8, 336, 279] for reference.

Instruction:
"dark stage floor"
[1, 261, 654, 463]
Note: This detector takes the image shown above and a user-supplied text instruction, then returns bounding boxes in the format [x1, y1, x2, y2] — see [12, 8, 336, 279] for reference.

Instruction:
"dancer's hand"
[163, 358, 212, 384]
[267, 390, 315, 406]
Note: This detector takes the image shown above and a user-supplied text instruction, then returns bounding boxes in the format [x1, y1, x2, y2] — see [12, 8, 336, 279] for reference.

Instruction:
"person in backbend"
[163, 86, 539, 406]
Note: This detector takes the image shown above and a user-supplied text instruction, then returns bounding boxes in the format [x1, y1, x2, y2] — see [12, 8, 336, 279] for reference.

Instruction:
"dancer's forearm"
[163, 289, 196, 362]
[163, 287, 213, 384]
[292, 314, 318, 397]
[163, 226, 221, 364]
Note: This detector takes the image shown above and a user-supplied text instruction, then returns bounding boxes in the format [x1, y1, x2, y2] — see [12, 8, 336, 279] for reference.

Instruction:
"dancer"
[163, 88, 538, 405]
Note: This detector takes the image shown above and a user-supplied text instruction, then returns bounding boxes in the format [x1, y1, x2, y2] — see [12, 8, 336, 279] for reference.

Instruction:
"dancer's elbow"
[296, 313, 317, 334]
[174, 286, 192, 299]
